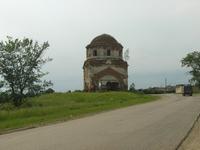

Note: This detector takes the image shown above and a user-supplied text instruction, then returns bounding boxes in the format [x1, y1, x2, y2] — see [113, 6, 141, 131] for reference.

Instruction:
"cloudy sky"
[0, 0, 199, 91]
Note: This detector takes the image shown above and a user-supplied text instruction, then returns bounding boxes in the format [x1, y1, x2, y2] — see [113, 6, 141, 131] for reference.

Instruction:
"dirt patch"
[178, 115, 200, 150]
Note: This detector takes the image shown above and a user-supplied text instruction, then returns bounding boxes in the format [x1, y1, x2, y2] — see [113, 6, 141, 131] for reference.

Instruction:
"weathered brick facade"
[83, 34, 128, 91]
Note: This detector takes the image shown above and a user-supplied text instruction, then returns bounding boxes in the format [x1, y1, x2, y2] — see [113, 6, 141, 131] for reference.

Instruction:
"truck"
[183, 84, 193, 96]
[176, 84, 193, 96]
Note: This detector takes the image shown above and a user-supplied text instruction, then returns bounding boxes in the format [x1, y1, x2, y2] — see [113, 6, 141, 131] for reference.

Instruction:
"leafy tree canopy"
[181, 51, 200, 87]
[0, 37, 52, 105]
[129, 82, 136, 92]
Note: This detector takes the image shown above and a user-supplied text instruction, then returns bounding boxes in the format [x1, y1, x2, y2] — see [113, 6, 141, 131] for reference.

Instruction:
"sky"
[0, 0, 200, 91]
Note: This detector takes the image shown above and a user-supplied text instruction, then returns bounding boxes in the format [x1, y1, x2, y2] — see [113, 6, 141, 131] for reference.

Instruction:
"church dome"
[86, 34, 123, 49]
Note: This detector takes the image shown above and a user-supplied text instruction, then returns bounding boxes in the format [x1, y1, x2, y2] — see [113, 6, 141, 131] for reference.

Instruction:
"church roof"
[86, 34, 123, 49]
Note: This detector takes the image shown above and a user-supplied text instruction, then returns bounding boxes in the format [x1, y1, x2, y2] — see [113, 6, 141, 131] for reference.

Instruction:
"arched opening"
[106, 82, 120, 91]
[93, 67, 127, 91]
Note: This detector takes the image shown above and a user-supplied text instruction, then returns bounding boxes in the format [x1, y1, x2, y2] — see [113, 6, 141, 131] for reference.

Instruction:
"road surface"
[0, 94, 200, 150]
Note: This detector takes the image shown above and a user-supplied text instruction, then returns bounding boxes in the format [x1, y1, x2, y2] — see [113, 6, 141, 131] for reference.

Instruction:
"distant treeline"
[135, 86, 200, 94]
[136, 86, 175, 94]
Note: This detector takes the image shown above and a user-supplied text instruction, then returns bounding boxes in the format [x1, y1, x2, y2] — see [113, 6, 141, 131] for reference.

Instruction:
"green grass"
[0, 92, 159, 133]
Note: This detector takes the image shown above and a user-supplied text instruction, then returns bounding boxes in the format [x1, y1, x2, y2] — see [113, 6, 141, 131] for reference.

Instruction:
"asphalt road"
[0, 94, 200, 150]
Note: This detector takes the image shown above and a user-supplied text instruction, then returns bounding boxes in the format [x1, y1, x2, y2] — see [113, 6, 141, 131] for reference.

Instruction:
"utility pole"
[165, 78, 167, 93]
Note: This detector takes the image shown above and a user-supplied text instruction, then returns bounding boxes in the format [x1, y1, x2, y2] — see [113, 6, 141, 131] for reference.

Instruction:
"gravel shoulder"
[178, 114, 200, 150]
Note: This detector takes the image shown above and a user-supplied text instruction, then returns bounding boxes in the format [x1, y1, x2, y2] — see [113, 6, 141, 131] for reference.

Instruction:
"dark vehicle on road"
[183, 84, 193, 96]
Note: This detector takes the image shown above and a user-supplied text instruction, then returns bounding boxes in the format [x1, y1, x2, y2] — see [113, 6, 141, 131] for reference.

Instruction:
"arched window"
[93, 50, 97, 56]
[107, 49, 111, 56]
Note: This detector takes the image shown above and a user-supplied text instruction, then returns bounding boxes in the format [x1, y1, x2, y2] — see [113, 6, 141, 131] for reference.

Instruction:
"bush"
[193, 86, 200, 93]
[0, 92, 11, 103]
[45, 88, 55, 94]
[129, 83, 136, 92]
[66, 90, 72, 93]
[73, 90, 82, 92]
[0, 103, 15, 111]
[142, 89, 165, 94]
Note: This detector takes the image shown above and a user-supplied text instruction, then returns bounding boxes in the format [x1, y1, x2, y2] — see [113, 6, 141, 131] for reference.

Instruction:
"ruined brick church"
[83, 34, 128, 91]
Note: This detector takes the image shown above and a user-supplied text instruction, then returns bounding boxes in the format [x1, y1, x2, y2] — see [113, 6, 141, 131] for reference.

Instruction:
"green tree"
[0, 37, 52, 106]
[129, 83, 136, 92]
[181, 51, 200, 87]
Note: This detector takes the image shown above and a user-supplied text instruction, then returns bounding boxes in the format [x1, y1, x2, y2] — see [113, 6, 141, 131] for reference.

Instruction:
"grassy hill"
[0, 92, 159, 133]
